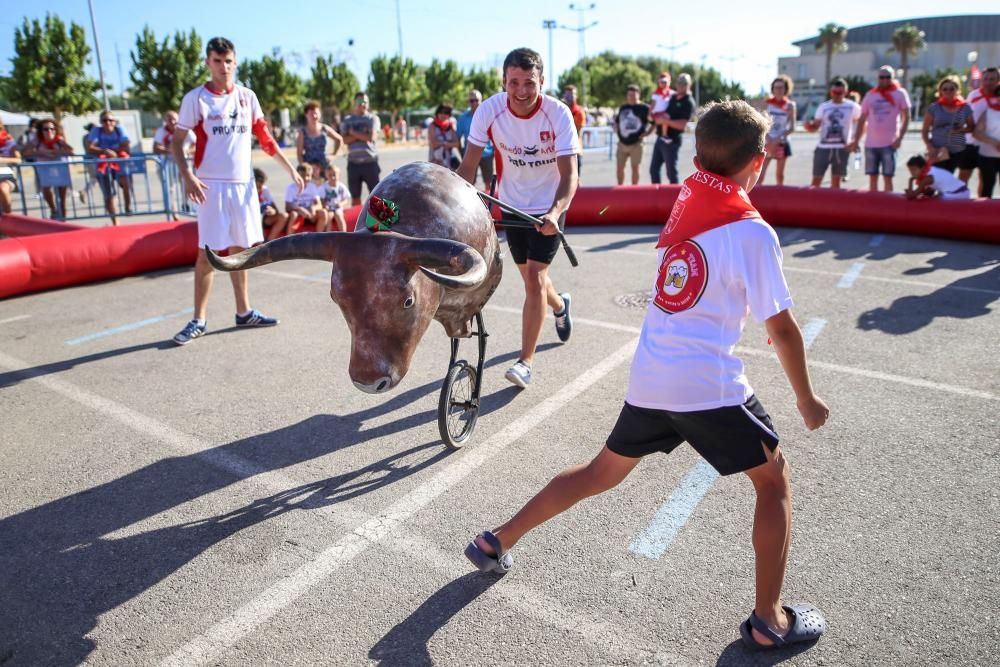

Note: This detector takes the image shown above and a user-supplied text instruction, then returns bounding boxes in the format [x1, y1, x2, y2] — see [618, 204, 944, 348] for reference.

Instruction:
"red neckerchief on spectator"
[653, 84, 673, 99]
[657, 170, 760, 248]
[985, 93, 1000, 112]
[97, 150, 129, 175]
[432, 117, 452, 132]
[163, 126, 174, 145]
[765, 97, 788, 110]
[0, 130, 11, 145]
[917, 160, 932, 181]
[871, 81, 900, 106]
[936, 94, 966, 109]
[40, 134, 61, 150]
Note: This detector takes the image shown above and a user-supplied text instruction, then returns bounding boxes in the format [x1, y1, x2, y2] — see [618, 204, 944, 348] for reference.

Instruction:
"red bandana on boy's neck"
[937, 94, 966, 109]
[765, 97, 788, 110]
[657, 170, 760, 248]
[432, 117, 452, 132]
[654, 84, 673, 98]
[871, 81, 900, 106]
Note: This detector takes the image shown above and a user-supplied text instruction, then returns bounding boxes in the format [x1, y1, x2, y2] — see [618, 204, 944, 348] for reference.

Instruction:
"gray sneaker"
[504, 360, 532, 388]
[554, 292, 572, 342]
[173, 319, 207, 346]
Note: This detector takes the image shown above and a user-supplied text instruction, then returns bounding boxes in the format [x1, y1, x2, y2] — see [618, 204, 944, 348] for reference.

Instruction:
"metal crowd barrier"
[6, 155, 195, 222]
[580, 126, 616, 160]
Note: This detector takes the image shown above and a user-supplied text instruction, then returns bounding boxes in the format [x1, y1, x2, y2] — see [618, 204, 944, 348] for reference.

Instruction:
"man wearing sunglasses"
[456, 90, 494, 186]
[855, 65, 912, 192]
[85, 112, 133, 223]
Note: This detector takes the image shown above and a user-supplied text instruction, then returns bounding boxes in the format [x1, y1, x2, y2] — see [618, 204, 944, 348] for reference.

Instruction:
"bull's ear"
[402, 238, 487, 290]
[206, 232, 354, 271]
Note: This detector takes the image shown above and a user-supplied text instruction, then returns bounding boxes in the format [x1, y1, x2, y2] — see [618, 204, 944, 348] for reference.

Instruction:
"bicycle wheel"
[438, 361, 479, 449]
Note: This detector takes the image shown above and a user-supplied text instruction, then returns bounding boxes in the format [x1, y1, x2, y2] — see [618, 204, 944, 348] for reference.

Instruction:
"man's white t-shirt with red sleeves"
[177, 83, 264, 182]
[625, 219, 793, 412]
[467, 93, 580, 215]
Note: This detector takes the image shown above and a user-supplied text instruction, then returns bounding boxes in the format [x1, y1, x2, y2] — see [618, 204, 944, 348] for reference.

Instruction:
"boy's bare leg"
[515, 262, 566, 365]
[333, 209, 347, 232]
[744, 443, 793, 646]
[227, 246, 251, 314]
[193, 250, 215, 321]
[775, 158, 785, 186]
[476, 446, 641, 555]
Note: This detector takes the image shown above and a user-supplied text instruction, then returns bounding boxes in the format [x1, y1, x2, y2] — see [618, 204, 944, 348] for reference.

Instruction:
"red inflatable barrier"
[0, 213, 86, 236]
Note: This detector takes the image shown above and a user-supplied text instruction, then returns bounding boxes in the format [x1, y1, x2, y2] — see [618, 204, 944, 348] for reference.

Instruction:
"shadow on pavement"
[715, 637, 818, 666]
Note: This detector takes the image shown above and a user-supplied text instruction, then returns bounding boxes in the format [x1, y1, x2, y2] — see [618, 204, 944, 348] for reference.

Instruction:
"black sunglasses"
[878, 75, 892, 79]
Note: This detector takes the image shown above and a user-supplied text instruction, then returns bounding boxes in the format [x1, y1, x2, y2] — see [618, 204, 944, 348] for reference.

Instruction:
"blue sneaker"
[173, 319, 207, 346]
[554, 292, 572, 342]
[235, 309, 279, 327]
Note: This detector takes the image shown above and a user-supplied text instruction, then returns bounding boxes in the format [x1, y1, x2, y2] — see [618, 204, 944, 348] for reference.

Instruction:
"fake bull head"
[206, 162, 503, 393]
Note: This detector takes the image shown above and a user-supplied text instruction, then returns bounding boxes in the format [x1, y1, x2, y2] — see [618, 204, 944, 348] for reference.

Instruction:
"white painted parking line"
[162, 338, 639, 666]
[869, 234, 885, 247]
[800, 318, 827, 349]
[257, 268, 328, 283]
[837, 262, 866, 288]
[0, 314, 31, 325]
[65, 309, 194, 345]
[785, 265, 1000, 295]
[574, 244, 652, 258]
[629, 460, 719, 560]
[780, 228, 805, 244]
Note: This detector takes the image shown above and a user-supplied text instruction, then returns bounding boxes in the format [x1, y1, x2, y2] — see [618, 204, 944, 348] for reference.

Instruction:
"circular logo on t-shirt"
[653, 240, 708, 314]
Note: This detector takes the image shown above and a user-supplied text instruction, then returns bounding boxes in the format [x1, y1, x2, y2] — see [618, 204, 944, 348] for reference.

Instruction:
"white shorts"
[196, 180, 263, 251]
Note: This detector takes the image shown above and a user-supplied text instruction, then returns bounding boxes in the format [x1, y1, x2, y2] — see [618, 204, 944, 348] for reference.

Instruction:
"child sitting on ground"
[904, 155, 971, 200]
[464, 100, 831, 653]
[254, 167, 289, 240]
[321, 164, 351, 232]
[284, 163, 329, 233]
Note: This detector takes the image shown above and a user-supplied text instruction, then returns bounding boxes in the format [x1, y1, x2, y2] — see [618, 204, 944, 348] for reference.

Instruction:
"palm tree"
[815, 23, 849, 87]
[888, 24, 927, 92]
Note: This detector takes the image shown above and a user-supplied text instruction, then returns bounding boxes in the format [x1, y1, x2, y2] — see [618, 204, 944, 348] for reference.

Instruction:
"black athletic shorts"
[956, 145, 979, 171]
[347, 160, 380, 200]
[606, 396, 780, 476]
[502, 212, 564, 265]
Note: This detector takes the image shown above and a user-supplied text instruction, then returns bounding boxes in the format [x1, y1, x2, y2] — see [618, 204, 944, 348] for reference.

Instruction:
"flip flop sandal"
[739, 603, 827, 650]
[464, 530, 514, 574]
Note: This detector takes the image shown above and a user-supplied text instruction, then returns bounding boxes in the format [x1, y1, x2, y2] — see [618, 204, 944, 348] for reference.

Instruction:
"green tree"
[423, 58, 465, 107]
[889, 24, 927, 92]
[815, 23, 849, 87]
[237, 55, 304, 118]
[842, 74, 872, 97]
[7, 14, 100, 121]
[129, 26, 206, 114]
[590, 61, 654, 108]
[911, 68, 962, 113]
[368, 54, 422, 122]
[306, 55, 360, 118]
[465, 67, 502, 98]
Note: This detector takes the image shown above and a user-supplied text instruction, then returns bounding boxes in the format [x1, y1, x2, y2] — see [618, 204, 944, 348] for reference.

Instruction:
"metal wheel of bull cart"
[438, 311, 488, 449]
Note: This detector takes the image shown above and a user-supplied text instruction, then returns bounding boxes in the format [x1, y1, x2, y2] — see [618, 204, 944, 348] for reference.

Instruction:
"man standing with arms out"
[456, 90, 494, 186]
[855, 65, 911, 192]
[965, 67, 1000, 194]
[458, 47, 580, 388]
[170, 37, 303, 346]
[613, 84, 651, 185]
[341, 92, 381, 206]
[807, 77, 861, 189]
[650, 74, 695, 184]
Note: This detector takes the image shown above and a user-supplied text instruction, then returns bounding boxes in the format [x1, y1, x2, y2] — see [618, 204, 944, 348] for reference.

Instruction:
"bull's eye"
[403, 295, 415, 309]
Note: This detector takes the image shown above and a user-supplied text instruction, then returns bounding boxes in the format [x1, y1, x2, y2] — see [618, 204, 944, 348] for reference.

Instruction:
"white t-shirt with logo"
[626, 219, 793, 412]
[177, 83, 265, 182]
[467, 93, 580, 214]
[814, 100, 861, 148]
[284, 181, 321, 209]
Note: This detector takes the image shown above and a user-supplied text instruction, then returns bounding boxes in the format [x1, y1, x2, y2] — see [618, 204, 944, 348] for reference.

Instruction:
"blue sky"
[1, 2, 997, 97]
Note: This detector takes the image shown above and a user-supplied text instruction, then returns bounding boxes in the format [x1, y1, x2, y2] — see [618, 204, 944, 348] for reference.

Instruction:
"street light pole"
[395, 0, 404, 57]
[87, 0, 110, 111]
[657, 40, 688, 66]
[542, 19, 557, 95]
[559, 3, 597, 104]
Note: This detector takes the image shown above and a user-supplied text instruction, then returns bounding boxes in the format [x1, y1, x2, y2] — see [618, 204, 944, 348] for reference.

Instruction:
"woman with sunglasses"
[921, 75, 974, 174]
[0, 120, 21, 214]
[21, 119, 74, 219]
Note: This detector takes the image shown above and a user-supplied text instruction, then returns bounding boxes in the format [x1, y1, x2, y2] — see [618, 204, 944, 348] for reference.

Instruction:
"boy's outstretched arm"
[764, 309, 830, 431]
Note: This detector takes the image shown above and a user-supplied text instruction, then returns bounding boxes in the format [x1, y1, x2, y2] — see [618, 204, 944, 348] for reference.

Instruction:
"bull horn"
[205, 232, 353, 272]
[404, 238, 487, 290]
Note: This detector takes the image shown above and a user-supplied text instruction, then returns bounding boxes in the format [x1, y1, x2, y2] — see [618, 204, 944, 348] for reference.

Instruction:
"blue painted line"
[837, 262, 865, 288]
[868, 234, 885, 247]
[66, 308, 194, 345]
[629, 460, 720, 560]
[801, 318, 827, 349]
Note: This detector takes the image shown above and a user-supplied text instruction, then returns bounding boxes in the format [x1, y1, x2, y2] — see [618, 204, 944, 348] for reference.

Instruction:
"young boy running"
[465, 100, 830, 651]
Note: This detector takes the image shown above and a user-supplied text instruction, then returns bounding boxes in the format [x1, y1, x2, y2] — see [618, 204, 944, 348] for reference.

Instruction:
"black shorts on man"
[606, 396, 780, 476]
[502, 212, 565, 265]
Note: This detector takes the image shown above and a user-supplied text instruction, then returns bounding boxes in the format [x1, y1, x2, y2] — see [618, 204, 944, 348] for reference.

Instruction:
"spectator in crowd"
[22, 119, 74, 219]
[904, 154, 971, 200]
[457, 90, 494, 186]
[847, 91, 862, 105]
[650, 73, 695, 185]
[285, 162, 328, 232]
[395, 116, 408, 142]
[153, 111, 193, 158]
[972, 79, 1000, 199]
[0, 119, 21, 214]
[297, 100, 343, 171]
[921, 75, 974, 174]
[321, 164, 350, 232]
[428, 103, 461, 170]
[962, 67, 999, 190]
[85, 111, 133, 224]
[564, 84, 586, 173]
[340, 92, 381, 206]
[760, 75, 797, 186]
[855, 65, 911, 192]
[613, 84, 651, 185]
[414, 118, 424, 143]
[650, 72, 672, 123]
[16, 118, 39, 154]
[254, 167, 289, 240]
[806, 77, 861, 189]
